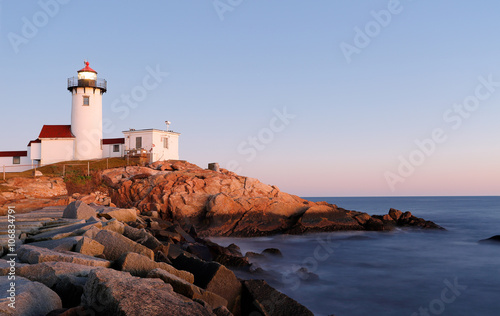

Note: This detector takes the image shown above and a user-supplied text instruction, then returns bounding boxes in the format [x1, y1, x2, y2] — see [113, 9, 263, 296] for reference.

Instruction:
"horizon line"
[301, 195, 500, 198]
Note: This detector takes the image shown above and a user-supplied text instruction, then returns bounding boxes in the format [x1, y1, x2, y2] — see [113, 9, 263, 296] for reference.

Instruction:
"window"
[83, 96, 90, 106]
[13, 156, 20, 164]
[136, 137, 142, 149]
[113, 144, 120, 152]
[163, 137, 169, 149]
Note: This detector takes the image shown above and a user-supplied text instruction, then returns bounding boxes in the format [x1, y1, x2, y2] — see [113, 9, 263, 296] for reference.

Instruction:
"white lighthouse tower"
[67, 61, 107, 160]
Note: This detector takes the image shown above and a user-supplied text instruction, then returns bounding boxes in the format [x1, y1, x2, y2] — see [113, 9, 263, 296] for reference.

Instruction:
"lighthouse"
[0, 61, 181, 173]
[67, 61, 107, 160]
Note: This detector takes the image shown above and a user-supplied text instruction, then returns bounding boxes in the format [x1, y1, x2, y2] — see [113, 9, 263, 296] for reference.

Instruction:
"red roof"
[38, 125, 75, 139]
[102, 138, 125, 145]
[27, 139, 41, 147]
[78, 61, 97, 74]
[0, 151, 27, 157]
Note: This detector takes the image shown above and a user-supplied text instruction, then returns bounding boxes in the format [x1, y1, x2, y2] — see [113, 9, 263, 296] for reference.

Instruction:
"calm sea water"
[211, 196, 500, 316]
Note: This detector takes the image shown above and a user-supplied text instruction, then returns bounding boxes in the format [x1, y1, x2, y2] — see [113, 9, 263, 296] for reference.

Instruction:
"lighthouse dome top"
[77, 61, 97, 81]
[78, 61, 97, 74]
[68, 61, 107, 92]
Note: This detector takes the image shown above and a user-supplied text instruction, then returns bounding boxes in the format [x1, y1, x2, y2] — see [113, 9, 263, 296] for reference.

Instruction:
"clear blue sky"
[1, 1, 499, 196]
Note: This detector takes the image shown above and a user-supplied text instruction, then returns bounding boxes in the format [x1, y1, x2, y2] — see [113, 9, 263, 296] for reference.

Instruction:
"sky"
[0, 0, 499, 197]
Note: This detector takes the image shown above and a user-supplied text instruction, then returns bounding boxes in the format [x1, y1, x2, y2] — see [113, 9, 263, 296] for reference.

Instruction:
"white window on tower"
[83, 96, 90, 106]
[163, 137, 169, 149]
[113, 144, 120, 152]
[136, 137, 142, 149]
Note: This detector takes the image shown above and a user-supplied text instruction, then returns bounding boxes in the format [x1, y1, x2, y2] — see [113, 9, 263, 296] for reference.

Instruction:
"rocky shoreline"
[0, 160, 446, 315]
[1, 202, 314, 315]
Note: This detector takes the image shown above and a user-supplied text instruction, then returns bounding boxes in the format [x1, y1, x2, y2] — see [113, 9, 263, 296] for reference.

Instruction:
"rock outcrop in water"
[103, 160, 444, 237]
[479, 235, 500, 243]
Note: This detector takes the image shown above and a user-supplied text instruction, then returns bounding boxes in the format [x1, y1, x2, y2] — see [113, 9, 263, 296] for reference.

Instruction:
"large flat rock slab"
[25, 236, 83, 251]
[26, 221, 102, 242]
[123, 225, 163, 250]
[117, 252, 194, 283]
[172, 254, 241, 313]
[82, 268, 215, 316]
[17, 245, 111, 267]
[0, 221, 44, 234]
[14, 206, 66, 218]
[0, 206, 69, 247]
[17, 261, 95, 287]
[93, 229, 154, 261]
[148, 268, 227, 310]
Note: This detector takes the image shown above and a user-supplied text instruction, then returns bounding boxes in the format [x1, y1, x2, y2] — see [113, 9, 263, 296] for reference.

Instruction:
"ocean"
[211, 196, 500, 316]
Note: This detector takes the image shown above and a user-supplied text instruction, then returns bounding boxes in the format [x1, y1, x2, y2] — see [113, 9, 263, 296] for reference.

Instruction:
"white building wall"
[71, 86, 103, 160]
[0, 157, 32, 172]
[20, 156, 31, 169]
[124, 131, 151, 151]
[152, 132, 179, 161]
[164, 133, 179, 160]
[123, 130, 180, 162]
[30, 143, 41, 160]
[151, 132, 164, 161]
[102, 144, 124, 158]
[40, 139, 75, 165]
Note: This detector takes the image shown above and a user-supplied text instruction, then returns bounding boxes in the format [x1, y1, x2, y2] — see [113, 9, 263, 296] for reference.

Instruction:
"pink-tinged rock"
[75, 237, 105, 257]
[172, 255, 241, 314]
[400, 211, 413, 220]
[353, 213, 371, 225]
[93, 229, 154, 261]
[298, 205, 363, 231]
[63, 201, 97, 220]
[389, 208, 403, 221]
[99, 207, 137, 222]
[382, 214, 394, 222]
[106, 161, 444, 236]
[117, 252, 194, 283]
[101, 218, 125, 234]
[2, 176, 67, 198]
[81, 268, 214, 316]
[17, 245, 111, 267]
[81, 226, 101, 239]
[148, 268, 227, 309]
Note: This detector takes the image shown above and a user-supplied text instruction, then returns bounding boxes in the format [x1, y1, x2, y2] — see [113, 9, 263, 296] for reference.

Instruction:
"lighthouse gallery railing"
[67, 77, 107, 91]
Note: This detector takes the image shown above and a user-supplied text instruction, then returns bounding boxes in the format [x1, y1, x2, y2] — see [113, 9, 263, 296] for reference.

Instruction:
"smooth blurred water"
[211, 196, 500, 316]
